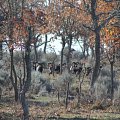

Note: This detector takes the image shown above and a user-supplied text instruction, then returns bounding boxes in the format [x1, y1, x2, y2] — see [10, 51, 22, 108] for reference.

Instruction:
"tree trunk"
[60, 36, 65, 74]
[83, 37, 89, 58]
[0, 41, 2, 60]
[57, 90, 60, 103]
[20, 92, 29, 120]
[0, 87, 2, 99]
[77, 87, 80, 108]
[65, 82, 69, 109]
[12, 62, 18, 102]
[20, 26, 32, 120]
[7, 2, 19, 101]
[14, 87, 18, 102]
[110, 61, 114, 101]
[90, 30, 100, 88]
[90, 0, 101, 88]
[60, 46, 64, 74]
[22, 51, 26, 85]
[90, 47, 95, 58]
[19, 77, 22, 91]
[44, 34, 48, 54]
[66, 35, 72, 73]
[77, 77, 81, 108]
[85, 39, 89, 57]
[34, 42, 38, 63]
[77, 70, 85, 108]
[52, 61, 55, 77]
[10, 48, 18, 102]
[83, 38, 86, 58]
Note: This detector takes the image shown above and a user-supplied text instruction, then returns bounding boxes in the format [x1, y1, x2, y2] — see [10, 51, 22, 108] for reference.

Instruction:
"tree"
[46, 0, 85, 72]
[20, 26, 32, 120]
[78, 0, 118, 89]
[0, 0, 48, 119]
[44, 34, 48, 54]
[0, 61, 9, 99]
[101, 17, 120, 100]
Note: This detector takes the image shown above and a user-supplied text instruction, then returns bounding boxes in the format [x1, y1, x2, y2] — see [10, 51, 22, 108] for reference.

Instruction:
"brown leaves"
[22, 8, 35, 26]
[13, 21, 28, 40]
[97, 0, 115, 13]
[101, 18, 120, 47]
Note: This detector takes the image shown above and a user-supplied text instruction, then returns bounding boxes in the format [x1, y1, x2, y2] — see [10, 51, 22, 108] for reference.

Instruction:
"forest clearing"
[0, 0, 120, 120]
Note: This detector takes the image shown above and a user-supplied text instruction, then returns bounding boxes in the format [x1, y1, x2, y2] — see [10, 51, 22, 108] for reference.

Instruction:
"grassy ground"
[0, 69, 120, 120]
[0, 95, 120, 120]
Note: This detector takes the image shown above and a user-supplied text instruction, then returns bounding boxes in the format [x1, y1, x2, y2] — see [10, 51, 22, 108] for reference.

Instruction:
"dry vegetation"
[0, 65, 120, 120]
[0, 0, 120, 120]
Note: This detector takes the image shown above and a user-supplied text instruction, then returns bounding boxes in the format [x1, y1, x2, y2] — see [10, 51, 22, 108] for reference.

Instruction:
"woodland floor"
[1, 66, 120, 120]
[0, 95, 120, 120]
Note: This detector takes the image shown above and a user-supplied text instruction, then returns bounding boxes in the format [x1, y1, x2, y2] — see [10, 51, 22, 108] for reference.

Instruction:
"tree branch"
[64, 0, 83, 11]
[98, 10, 118, 31]
[82, 24, 94, 31]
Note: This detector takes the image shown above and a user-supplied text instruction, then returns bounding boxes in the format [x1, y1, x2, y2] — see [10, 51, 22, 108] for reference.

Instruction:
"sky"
[39, 34, 82, 54]
[2, 34, 81, 55]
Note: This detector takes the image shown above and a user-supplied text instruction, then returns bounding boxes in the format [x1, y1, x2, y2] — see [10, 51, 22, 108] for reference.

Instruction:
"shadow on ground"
[33, 117, 95, 120]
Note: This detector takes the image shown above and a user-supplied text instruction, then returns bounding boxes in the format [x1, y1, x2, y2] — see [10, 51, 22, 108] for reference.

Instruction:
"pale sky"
[39, 34, 82, 54]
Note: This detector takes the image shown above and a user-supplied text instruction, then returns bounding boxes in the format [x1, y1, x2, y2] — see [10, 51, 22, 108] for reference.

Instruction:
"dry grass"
[0, 95, 120, 120]
[0, 67, 120, 120]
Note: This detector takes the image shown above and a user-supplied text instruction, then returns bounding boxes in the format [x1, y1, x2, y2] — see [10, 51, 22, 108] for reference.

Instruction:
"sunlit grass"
[29, 95, 58, 102]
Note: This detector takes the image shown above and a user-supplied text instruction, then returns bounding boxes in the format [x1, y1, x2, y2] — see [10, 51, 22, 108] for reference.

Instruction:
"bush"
[31, 71, 53, 95]
[0, 70, 9, 86]
[13, 51, 23, 64]
[58, 71, 73, 83]
[46, 83, 52, 94]
[0, 60, 9, 86]
[94, 76, 110, 100]
[72, 51, 84, 61]
[56, 71, 74, 96]
[113, 84, 120, 111]
[0, 60, 10, 99]
[94, 67, 119, 100]
[100, 67, 111, 77]
[114, 85, 120, 99]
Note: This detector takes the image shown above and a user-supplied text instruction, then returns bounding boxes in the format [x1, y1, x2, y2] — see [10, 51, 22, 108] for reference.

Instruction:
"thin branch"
[97, 12, 110, 17]
[35, 36, 54, 48]
[64, 0, 83, 11]
[98, 10, 118, 31]
[82, 24, 94, 31]
[82, 0, 91, 14]
[76, 39, 84, 53]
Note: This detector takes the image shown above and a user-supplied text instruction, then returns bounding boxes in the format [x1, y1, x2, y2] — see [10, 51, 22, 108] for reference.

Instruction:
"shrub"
[0, 70, 9, 86]
[31, 71, 53, 95]
[94, 76, 110, 100]
[114, 85, 120, 99]
[13, 51, 23, 64]
[56, 71, 74, 95]
[46, 83, 52, 94]
[100, 67, 111, 77]
[94, 67, 119, 100]
[72, 51, 84, 61]
[0, 60, 9, 86]
[0, 60, 10, 99]
[59, 71, 73, 83]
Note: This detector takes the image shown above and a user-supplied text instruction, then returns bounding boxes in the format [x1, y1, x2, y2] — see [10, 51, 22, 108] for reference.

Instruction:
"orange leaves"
[34, 9, 49, 34]
[46, 0, 85, 36]
[22, 8, 35, 26]
[97, 0, 116, 13]
[83, 0, 119, 48]
[101, 20, 120, 44]
[12, 7, 48, 40]
[35, 9, 46, 26]
[13, 21, 28, 40]
[101, 19, 120, 53]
